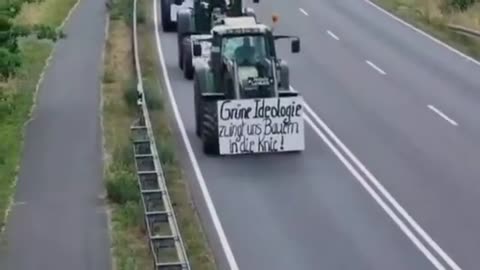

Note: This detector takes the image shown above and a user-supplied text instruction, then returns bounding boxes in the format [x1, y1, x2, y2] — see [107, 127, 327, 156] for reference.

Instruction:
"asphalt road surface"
[0, 0, 110, 269]
[154, 0, 480, 269]
[253, 0, 480, 269]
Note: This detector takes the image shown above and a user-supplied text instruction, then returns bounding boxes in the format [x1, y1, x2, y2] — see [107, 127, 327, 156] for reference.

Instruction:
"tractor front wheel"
[200, 102, 219, 155]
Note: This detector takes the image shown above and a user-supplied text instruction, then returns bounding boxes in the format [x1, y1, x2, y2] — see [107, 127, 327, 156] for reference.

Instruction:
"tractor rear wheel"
[194, 74, 202, 137]
[178, 38, 184, 70]
[182, 37, 194, 80]
[176, 10, 191, 69]
[161, 0, 176, 32]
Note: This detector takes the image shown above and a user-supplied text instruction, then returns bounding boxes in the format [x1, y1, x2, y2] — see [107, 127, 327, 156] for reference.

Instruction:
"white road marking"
[13, 202, 27, 206]
[291, 86, 462, 270]
[364, 0, 480, 67]
[327, 30, 340, 40]
[428, 105, 458, 126]
[153, 1, 239, 270]
[299, 8, 309, 16]
[366, 60, 386, 75]
[303, 112, 446, 270]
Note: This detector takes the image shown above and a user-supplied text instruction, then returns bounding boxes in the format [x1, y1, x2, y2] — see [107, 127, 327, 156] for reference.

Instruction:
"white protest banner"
[217, 96, 305, 155]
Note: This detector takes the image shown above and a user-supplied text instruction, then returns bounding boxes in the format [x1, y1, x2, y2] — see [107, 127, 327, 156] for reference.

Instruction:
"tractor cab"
[193, 17, 300, 99]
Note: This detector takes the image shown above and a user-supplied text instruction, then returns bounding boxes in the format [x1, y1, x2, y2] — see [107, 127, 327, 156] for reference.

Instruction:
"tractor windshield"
[221, 34, 269, 65]
[221, 34, 276, 99]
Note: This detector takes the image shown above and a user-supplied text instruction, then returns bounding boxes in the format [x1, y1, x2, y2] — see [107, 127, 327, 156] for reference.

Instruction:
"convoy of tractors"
[159, 0, 306, 155]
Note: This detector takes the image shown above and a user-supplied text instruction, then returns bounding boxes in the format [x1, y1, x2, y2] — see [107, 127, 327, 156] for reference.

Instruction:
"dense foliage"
[0, 0, 65, 80]
[446, 0, 477, 11]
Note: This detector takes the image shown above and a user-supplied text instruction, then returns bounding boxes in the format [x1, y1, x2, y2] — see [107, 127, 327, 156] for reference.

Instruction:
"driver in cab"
[234, 37, 256, 65]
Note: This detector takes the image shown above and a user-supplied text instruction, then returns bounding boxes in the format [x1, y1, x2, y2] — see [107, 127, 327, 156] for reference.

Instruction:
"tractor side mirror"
[174, 0, 183, 5]
[193, 43, 202, 57]
[291, 39, 300, 53]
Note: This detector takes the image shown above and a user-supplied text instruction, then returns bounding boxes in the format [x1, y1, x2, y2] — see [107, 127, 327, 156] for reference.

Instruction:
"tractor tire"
[194, 75, 202, 137]
[201, 101, 219, 155]
[161, 0, 176, 32]
[182, 37, 194, 80]
[203, 136, 219, 155]
[278, 60, 290, 90]
[178, 36, 184, 70]
[176, 10, 191, 69]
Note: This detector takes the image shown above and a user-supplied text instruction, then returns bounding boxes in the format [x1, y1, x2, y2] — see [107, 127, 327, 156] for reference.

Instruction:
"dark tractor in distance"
[160, 0, 185, 32]
[176, 0, 259, 79]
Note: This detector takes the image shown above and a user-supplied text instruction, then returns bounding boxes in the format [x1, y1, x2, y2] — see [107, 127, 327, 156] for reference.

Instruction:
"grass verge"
[103, 0, 217, 268]
[0, 0, 78, 231]
[102, 1, 152, 267]
[138, 0, 217, 267]
[373, 0, 480, 59]
[14, 0, 78, 27]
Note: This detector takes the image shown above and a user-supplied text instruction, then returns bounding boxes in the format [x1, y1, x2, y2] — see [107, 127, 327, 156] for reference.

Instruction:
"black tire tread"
[201, 101, 219, 155]
[182, 37, 194, 80]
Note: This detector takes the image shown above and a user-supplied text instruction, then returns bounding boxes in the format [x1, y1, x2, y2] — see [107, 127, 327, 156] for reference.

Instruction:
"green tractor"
[176, 0, 259, 79]
[192, 16, 305, 155]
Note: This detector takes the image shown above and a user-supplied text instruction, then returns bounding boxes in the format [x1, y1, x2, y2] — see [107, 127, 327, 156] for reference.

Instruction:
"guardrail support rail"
[129, 0, 191, 268]
[447, 24, 480, 39]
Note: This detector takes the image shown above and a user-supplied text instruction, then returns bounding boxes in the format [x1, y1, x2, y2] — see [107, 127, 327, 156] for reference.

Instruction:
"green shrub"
[144, 82, 163, 111]
[110, 0, 133, 24]
[159, 139, 175, 167]
[0, 23, 65, 78]
[446, 0, 477, 11]
[0, 47, 21, 78]
[117, 201, 143, 227]
[106, 169, 139, 205]
[32, 24, 59, 41]
[0, 15, 12, 31]
[123, 79, 164, 113]
[112, 143, 135, 170]
[0, 90, 16, 120]
[0, 0, 24, 18]
[123, 79, 139, 109]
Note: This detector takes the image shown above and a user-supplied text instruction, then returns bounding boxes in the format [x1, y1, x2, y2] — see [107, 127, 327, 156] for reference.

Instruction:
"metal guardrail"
[447, 24, 480, 38]
[130, 0, 191, 269]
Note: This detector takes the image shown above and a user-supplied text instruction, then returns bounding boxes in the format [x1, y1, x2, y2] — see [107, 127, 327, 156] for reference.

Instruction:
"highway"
[0, 0, 110, 268]
[154, 0, 480, 269]
[255, 0, 480, 268]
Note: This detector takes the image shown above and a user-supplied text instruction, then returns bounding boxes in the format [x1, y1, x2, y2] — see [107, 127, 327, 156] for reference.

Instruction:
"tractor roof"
[212, 17, 271, 35]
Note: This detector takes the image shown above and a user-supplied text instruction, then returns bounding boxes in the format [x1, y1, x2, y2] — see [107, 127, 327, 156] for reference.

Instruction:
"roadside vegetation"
[374, 0, 480, 58]
[103, 0, 216, 268]
[0, 0, 76, 230]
